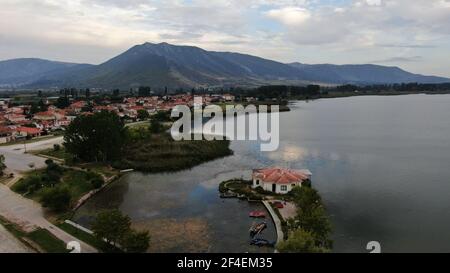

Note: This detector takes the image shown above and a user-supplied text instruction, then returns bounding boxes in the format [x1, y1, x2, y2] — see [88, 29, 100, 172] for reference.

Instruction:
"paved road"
[0, 136, 63, 173]
[0, 183, 97, 253]
[0, 137, 98, 253]
[0, 224, 33, 253]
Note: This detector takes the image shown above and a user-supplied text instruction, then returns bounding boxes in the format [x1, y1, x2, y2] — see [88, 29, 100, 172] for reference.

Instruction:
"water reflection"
[76, 95, 450, 253]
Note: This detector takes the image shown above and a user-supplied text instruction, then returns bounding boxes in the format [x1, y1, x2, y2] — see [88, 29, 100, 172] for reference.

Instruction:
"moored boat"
[250, 238, 275, 248]
[220, 192, 238, 198]
[249, 221, 267, 238]
[249, 210, 266, 218]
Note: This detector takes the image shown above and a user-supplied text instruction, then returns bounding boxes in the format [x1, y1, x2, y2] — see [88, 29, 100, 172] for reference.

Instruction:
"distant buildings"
[0, 93, 237, 143]
[252, 167, 312, 194]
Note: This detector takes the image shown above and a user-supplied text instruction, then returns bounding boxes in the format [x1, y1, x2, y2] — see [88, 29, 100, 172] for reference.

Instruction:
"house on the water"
[252, 167, 312, 194]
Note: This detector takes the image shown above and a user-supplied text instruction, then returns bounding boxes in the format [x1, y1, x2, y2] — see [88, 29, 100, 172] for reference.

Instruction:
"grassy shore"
[57, 222, 113, 252]
[114, 133, 233, 173]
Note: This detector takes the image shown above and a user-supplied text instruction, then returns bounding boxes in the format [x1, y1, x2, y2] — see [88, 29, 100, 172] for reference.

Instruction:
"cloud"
[376, 44, 436, 49]
[265, 7, 311, 25]
[0, 0, 449, 77]
[371, 56, 424, 63]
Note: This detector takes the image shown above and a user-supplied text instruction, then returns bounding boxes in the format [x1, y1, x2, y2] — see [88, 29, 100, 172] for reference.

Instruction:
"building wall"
[252, 178, 300, 194]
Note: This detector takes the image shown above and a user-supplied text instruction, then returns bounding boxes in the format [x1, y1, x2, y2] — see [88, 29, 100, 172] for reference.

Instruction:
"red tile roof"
[253, 167, 310, 185]
[34, 111, 55, 117]
[17, 126, 42, 135]
[0, 126, 12, 134]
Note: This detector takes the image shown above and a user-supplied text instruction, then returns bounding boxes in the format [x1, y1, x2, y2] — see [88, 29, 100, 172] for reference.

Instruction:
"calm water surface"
[75, 94, 450, 253]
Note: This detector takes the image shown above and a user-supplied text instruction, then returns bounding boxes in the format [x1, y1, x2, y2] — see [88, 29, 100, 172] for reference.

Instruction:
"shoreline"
[262, 201, 284, 247]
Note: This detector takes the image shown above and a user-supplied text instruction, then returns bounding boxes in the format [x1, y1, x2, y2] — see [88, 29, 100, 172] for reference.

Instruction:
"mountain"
[0, 43, 448, 89]
[0, 58, 91, 87]
[289, 62, 450, 85]
[49, 42, 307, 89]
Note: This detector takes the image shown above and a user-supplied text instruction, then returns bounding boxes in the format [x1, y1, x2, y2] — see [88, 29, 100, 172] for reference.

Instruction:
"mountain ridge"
[0, 42, 448, 89]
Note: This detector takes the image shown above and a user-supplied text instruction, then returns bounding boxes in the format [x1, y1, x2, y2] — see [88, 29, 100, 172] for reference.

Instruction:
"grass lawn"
[36, 147, 67, 160]
[76, 163, 120, 180]
[57, 222, 108, 251]
[125, 120, 150, 129]
[0, 215, 68, 253]
[62, 169, 98, 200]
[27, 228, 68, 253]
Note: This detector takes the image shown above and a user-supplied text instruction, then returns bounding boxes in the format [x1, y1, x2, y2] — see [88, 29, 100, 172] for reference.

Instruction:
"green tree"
[40, 187, 71, 212]
[121, 230, 150, 253]
[149, 119, 163, 134]
[29, 103, 40, 114]
[64, 111, 127, 162]
[138, 86, 151, 97]
[153, 110, 172, 122]
[137, 109, 150, 120]
[290, 186, 322, 212]
[92, 209, 150, 252]
[296, 206, 332, 247]
[91, 209, 131, 248]
[0, 155, 6, 175]
[38, 99, 48, 112]
[112, 89, 120, 97]
[12, 175, 42, 194]
[277, 228, 328, 253]
[90, 177, 104, 189]
[55, 96, 70, 109]
[41, 159, 63, 187]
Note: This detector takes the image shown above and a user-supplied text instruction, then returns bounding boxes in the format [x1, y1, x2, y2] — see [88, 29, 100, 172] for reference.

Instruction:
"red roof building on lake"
[252, 167, 312, 194]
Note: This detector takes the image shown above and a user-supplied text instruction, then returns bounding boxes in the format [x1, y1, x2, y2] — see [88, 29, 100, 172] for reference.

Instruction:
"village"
[0, 91, 238, 144]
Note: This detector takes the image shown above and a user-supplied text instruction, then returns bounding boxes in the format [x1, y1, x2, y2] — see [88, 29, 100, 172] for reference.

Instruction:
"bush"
[90, 177, 104, 189]
[53, 144, 61, 151]
[84, 171, 99, 181]
[121, 230, 150, 253]
[277, 228, 328, 253]
[40, 187, 72, 212]
[13, 175, 42, 194]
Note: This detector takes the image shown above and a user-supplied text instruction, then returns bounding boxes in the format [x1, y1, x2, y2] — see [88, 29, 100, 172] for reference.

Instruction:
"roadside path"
[0, 136, 63, 172]
[0, 182, 97, 253]
[0, 224, 33, 253]
[0, 137, 98, 253]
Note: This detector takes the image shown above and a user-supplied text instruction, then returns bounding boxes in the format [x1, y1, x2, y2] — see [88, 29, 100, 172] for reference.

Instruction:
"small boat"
[250, 238, 275, 248]
[249, 221, 267, 238]
[249, 211, 266, 218]
[220, 192, 238, 198]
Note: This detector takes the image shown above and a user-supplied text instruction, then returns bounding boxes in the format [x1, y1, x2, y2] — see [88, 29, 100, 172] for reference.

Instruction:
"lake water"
[74, 94, 450, 253]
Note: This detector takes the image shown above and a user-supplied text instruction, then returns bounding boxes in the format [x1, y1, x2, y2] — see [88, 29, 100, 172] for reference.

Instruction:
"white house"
[252, 167, 312, 194]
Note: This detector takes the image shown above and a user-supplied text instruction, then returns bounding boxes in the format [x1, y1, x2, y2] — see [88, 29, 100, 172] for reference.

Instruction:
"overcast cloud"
[0, 0, 449, 76]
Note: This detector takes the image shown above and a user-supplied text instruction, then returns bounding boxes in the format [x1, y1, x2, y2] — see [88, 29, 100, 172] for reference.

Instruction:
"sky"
[1, 0, 449, 77]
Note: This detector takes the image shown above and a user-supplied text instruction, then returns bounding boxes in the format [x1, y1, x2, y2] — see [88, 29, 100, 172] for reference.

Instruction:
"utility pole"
[23, 136, 27, 153]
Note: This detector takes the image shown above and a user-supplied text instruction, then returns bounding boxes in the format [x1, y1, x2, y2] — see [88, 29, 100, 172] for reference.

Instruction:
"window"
[281, 185, 288, 191]
[256, 180, 260, 185]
